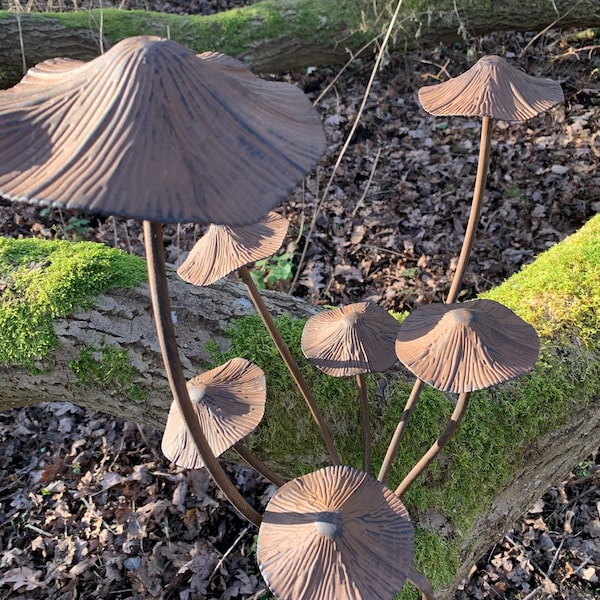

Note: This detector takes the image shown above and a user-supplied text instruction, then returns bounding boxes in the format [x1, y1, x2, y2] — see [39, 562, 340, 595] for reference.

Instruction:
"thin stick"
[233, 442, 288, 488]
[238, 265, 341, 465]
[289, 0, 406, 294]
[395, 392, 471, 497]
[143, 221, 261, 527]
[356, 373, 371, 473]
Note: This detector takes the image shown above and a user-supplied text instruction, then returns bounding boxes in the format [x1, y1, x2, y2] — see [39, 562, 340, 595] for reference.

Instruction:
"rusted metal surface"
[257, 465, 415, 600]
[395, 298, 540, 393]
[161, 357, 266, 470]
[301, 301, 400, 376]
[177, 211, 288, 286]
[0, 36, 325, 225]
[418, 54, 564, 122]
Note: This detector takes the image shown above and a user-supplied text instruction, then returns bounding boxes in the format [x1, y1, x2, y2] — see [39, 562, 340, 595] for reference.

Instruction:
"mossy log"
[2, 0, 600, 87]
[1, 215, 599, 598]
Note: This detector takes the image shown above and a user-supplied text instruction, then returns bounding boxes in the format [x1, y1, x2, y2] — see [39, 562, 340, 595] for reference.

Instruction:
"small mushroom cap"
[301, 302, 400, 376]
[161, 357, 266, 469]
[177, 211, 289, 286]
[0, 36, 326, 225]
[257, 465, 414, 600]
[418, 55, 564, 121]
[395, 299, 540, 393]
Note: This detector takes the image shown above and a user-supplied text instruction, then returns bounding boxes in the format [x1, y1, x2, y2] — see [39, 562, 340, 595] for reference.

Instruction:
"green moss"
[70, 341, 147, 403]
[483, 213, 600, 345]
[0, 2, 370, 62]
[208, 215, 600, 591]
[0, 237, 147, 369]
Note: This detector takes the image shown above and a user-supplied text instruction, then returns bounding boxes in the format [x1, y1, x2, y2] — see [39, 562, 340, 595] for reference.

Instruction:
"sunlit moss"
[0, 237, 147, 369]
[207, 215, 600, 591]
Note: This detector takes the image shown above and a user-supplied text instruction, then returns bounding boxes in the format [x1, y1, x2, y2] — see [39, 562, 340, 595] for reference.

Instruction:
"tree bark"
[1, 0, 600, 87]
[0, 269, 319, 425]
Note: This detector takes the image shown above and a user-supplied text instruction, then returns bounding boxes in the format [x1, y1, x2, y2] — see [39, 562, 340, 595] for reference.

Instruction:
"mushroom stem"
[233, 442, 288, 488]
[395, 392, 471, 498]
[143, 221, 262, 527]
[377, 379, 425, 484]
[380, 119, 494, 484]
[446, 116, 494, 304]
[356, 373, 372, 473]
[408, 570, 435, 600]
[238, 264, 341, 465]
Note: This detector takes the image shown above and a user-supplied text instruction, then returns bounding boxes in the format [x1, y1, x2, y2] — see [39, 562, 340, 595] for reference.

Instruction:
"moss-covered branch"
[2, 0, 600, 87]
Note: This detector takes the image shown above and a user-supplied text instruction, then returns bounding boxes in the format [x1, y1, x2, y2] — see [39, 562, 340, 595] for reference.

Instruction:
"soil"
[0, 1, 599, 599]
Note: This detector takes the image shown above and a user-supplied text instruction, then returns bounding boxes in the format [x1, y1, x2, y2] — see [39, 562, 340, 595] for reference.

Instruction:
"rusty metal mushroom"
[301, 302, 400, 472]
[395, 298, 539, 394]
[177, 212, 289, 286]
[162, 358, 266, 469]
[418, 55, 564, 303]
[392, 298, 539, 497]
[378, 57, 562, 486]
[257, 465, 418, 600]
[178, 212, 340, 465]
[0, 36, 326, 526]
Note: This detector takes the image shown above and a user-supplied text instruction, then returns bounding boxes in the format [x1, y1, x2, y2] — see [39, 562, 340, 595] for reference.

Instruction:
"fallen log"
[0, 214, 598, 598]
[1, 0, 600, 87]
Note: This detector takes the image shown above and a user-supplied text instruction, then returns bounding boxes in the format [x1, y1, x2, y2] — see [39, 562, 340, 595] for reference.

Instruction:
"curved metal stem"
[377, 379, 424, 484]
[446, 116, 494, 304]
[144, 221, 262, 527]
[356, 373, 371, 473]
[380, 118, 494, 484]
[395, 392, 471, 497]
[238, 265, 341, 465]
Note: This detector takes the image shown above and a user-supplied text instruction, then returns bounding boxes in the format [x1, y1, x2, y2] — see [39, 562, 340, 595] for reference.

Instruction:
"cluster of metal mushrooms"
[0, 39, 564, 600]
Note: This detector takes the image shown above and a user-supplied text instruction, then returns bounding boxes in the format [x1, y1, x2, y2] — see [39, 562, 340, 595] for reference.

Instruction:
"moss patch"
[70, 341, 147, 403]
[0, 237, 147, 369]
[207, 215, 600, 593]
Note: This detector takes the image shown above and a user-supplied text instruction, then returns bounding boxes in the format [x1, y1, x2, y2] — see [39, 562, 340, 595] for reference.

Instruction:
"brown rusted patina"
[161, 358, 266, 470]
[0, 37, 325, 225]
[301, 301, 400, 377]
[395, 298, 540, 393]
[177, 211, 289, 286]
[257, 465, 415, 600]
[418, 54, 564, 121]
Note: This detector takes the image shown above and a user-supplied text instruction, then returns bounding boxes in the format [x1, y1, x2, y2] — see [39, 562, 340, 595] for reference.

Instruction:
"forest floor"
[0, 1, 599, 599]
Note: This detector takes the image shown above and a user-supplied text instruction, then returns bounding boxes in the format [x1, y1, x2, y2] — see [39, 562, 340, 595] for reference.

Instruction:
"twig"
[519, 0, 586, 57]
[351, 146, 382, 217]
[313, 34, 383, 107]
[208, 525, 251, 583]
[289, 0, 406, 294]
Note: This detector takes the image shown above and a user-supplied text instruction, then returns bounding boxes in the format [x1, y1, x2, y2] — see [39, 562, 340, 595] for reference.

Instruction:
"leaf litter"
[0, 2, 599, 598]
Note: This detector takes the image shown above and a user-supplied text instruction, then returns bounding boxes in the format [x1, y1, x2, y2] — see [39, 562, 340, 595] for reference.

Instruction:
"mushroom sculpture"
[301, 302, 400, 472]
[161, 357, 266, 468]
[0, 36, 326, 526]
[257, 465, 423, 600]
[418, 55, 564, 304]
[379, 55, 563, 484]
[177, 211, 340, 465]
[392, 299, 539, 497]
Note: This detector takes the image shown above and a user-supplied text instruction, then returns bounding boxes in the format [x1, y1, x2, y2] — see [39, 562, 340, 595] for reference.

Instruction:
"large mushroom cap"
[301, 301, 400, 376]
[0, 37, 326, 225]
[395, 299, 539, 393]
[177, 211, 289, 286]
[418, 54, 564, 121]
[257, 465, 414, 600]
[161, 358, 266, 469]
